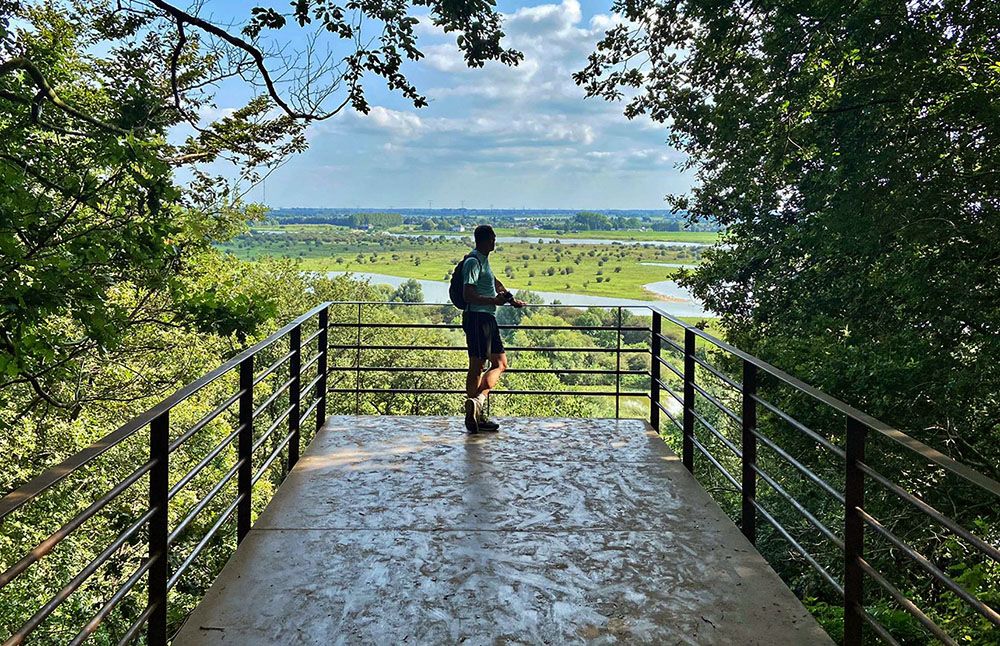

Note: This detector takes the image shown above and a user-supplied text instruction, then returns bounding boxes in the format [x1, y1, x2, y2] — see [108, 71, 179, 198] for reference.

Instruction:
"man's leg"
[466, 356, 485, 398]
[474, 352, 508, 398]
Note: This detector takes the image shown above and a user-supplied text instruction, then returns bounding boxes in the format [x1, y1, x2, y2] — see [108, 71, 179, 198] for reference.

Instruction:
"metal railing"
[1, 300, 997, 645]
[647, 308, 1000, 646]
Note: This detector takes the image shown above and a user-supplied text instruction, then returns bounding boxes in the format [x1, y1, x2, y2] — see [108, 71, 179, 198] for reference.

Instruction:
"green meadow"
[224, 225, 707, 301]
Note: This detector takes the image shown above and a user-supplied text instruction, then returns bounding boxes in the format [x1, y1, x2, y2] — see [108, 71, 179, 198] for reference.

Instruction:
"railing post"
[237, 356, 254, 543]
[615, 307, 622, 419]
[316, 305, 329, 435]
[844, 416, 867, 646]
[682, 328, 695, 471]
[650, 312, 661, 429]
[354, 303, 362, 415]
[148, 411, 169, 646]
[741, 360, 757, 545]
[288, 324, 301, 469]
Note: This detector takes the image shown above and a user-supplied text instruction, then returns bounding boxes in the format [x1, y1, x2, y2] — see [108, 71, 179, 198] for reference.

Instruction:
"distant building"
[453, 225, 465, 232]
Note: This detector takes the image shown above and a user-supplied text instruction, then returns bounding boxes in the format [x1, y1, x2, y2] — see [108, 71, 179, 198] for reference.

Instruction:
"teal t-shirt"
[462, 249, 497, 315]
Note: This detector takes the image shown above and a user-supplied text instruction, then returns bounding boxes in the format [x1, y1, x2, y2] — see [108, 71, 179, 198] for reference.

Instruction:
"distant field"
[391, 226, 720, 244]
[223, 226, 704, 300]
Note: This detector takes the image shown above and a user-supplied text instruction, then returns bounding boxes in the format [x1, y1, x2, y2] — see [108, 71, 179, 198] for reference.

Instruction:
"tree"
[572, 211, 612, 230]
[391, 278, 424, 304]
[577, 0, 999, 471]
[1, 0, 521, 419]
[578, 2, 1000, 640]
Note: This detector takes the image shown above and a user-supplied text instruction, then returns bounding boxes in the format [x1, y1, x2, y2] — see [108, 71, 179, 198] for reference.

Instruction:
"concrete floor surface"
[173, 416, 832, 645]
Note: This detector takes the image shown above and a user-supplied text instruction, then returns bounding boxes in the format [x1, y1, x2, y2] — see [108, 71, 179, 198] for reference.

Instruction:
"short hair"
[474, 225, 495, 245]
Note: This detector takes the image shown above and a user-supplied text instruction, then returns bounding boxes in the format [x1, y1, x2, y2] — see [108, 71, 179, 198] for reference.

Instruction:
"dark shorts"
[462, 311, 505, 360]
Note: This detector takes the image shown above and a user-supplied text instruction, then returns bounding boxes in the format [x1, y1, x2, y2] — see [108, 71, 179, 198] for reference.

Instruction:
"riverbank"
[321, 271, 709, 318]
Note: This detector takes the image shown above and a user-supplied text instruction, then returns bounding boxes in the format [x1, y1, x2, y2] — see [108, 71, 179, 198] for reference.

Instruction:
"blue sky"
[197, 0, 690, 209]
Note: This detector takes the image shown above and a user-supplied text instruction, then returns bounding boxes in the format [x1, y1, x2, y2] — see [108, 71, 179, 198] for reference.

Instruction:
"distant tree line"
[267, 211, 403, 229]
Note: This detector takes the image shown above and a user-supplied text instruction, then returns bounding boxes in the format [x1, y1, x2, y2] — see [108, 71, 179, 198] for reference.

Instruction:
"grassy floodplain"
[389, 226, 720, 245]
[223, 224, 708, 300]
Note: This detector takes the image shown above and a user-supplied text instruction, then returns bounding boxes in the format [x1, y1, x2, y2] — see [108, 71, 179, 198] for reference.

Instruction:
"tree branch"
[0, 58, 130, 134]
[149, 0, 348, 122]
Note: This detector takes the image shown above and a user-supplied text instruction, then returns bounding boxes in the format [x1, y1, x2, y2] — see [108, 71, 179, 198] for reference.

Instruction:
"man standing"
[462, 225, 525, 432]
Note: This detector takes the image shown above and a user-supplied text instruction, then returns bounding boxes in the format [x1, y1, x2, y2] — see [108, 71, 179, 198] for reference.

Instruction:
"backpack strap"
[463, 253, 482, 312]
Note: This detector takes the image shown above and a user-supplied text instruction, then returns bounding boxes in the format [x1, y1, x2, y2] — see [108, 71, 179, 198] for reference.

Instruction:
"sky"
[198, 0, 690, 210]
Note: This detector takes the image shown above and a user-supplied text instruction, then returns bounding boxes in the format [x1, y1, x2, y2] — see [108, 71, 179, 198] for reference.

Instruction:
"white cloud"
[260, 0, 689, 208]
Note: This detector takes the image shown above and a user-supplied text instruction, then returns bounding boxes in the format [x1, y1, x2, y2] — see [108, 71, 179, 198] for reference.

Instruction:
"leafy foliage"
[578, 1, 1000, 641]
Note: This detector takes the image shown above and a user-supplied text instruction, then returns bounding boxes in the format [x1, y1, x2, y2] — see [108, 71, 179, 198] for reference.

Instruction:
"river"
[385, 232, 708, 249]
[324, 271, 709, 317]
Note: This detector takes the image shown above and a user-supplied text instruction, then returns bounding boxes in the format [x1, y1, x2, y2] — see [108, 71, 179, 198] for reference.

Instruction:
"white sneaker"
[464, 397, 479, 432]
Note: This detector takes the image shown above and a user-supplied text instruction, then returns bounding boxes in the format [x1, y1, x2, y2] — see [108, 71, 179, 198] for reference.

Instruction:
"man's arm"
[494, 277, 506, 293]
[464, 284, 504, 306]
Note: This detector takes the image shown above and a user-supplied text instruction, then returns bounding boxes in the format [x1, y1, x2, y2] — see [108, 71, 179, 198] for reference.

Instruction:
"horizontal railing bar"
[0, 457, 154, 590]
[751, 498, 845, 596]
[0, 303, 329, 522]
[325, 388, 647, 397]
[858, 462, 1000, 563]
[649, 303, 1000, 497]
[8, 506, 156, 644]
[300, 350, 324, 375]
[168, 458, 243, 545]
[328, 322, 461, 330]
[654, 332, 684, 355]
[168, 390, 243, 453]
[169, 427, 241, 500]
[654, 399, 683, 431]
[752, 429, 845, 504]
[750, 394, 845, 459]
[655, 355, 684, 381]
[751, 463, 844, 550]
[69, 556, 153, 646]
[692, 409, 742, 460]
[299, 395, 322, 425]
[328, 322, 649, 332]
[329, 365, 647, 376]
[506, 324, 650, 332]
[857, 605, 901, 646]
[300, 371, 324, 400]
[858, 508, 1000, 626]
[857, 557, 956, 645]
[655, 378, 685, 409]
[251, 376, 295, 419]
[253, 349, 294, 387]
[691, 354, 742, 392]
[690, 436, 741, 491]
[167, 493, 242, 591]
[117, 601, 158, 646]
[253, 405, 295, 454]
[691, 381, 742, 426]
[251, 429, 295, 488]
[302, 327, 323, 346]
[328, 344, 647, 353]
[328, 301, 642, 308]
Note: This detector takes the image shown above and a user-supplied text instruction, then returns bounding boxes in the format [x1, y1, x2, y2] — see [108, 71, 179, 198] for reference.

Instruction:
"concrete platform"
[174, 416, 832, 645]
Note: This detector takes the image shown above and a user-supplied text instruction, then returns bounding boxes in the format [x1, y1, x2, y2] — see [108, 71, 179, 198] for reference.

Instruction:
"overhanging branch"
[0, 58, 130, 135]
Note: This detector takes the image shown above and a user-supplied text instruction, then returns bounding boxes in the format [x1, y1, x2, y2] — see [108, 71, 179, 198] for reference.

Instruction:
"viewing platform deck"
[174, 415, 830, 644]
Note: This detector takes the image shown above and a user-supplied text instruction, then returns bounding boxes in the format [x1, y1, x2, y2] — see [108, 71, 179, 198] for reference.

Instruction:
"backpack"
[449, 254, 480, 310]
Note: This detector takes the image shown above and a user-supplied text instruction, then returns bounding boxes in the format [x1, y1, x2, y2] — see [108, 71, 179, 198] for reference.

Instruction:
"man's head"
[474, 224, 496, 254]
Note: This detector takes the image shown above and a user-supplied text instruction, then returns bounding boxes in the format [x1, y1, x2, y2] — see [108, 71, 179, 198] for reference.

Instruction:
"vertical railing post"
[237, 356, 254, 543]
[844, 416, 867, 646]
[615, 307, 622, 419]
[288, 324, 302, 469]
[650, 311, 661, 429]
[741, 360, 758, 545]
[354, 303, 362, 415]
[316, 305, 329, 435]
[148, 411, 169, 646]
[682, 328, 696, 471]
